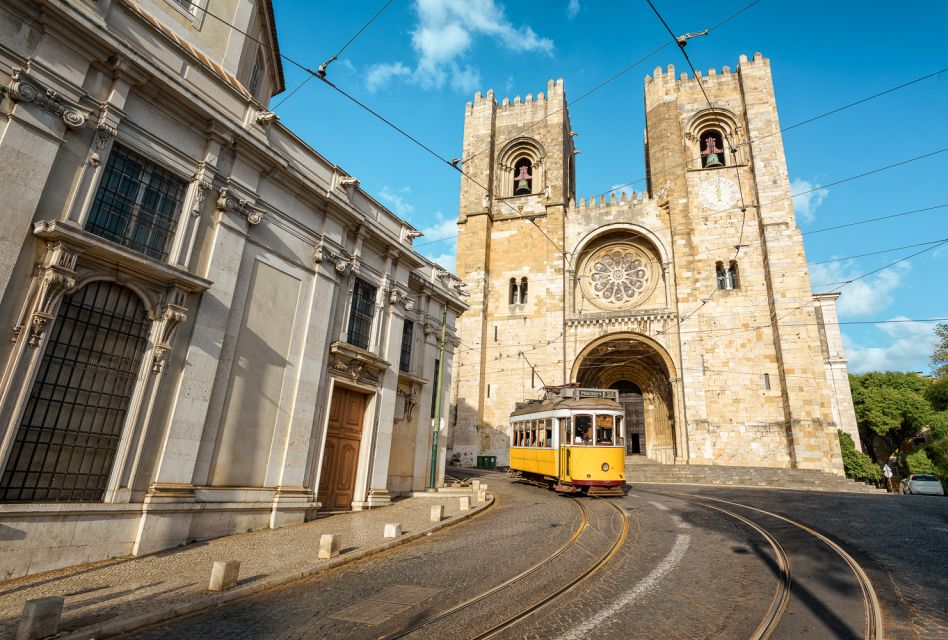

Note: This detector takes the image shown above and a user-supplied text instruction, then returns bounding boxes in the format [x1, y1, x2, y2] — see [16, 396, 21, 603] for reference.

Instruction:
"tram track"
[381, 493, 628, 640]
[638, 488, 884, 640]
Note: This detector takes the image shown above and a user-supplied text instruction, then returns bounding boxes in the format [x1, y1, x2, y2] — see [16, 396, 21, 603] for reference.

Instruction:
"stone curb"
[630, 481, 889, 494]
[56, 494, 495, 640]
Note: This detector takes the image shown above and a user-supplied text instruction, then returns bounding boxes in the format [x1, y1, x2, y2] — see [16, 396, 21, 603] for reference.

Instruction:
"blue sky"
[271, 1, 948, 374]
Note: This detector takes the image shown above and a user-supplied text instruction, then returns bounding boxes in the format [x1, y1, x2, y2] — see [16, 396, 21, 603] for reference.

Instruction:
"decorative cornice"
[327, 341, 389, 386]
[567, 310, 677, 336]
[7, 70, 86, 129]
[313, 236, 354, 274]
[217, 187, 265, 225]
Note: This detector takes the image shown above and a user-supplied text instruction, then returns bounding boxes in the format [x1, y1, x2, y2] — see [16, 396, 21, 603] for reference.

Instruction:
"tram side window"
[513, 423, 521, 446]
[615, 416, 624, 446]
[564, 417, 573, 444]
[530, 420, 537, 448]
[596, 414, 615, 446]
[575, 414, 592, 444]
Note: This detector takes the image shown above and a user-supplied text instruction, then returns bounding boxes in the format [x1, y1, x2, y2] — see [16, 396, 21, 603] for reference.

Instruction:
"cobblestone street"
[113, 471, 947, 640]
[4, 472, 945, 639]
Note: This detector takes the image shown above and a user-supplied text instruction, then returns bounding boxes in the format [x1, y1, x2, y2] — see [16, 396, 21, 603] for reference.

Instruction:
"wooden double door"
[317, 387, 367, 511]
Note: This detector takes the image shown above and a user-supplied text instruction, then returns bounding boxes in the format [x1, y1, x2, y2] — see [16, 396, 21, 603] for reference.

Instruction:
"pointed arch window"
[509, 278, 519, 304]
[513, 157, 533, 195]
[520, 277, 528, 304]
[700, 129, 726, 168]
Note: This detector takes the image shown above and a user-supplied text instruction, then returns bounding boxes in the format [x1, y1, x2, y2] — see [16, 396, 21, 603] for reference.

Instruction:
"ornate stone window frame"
[0, 221, 210, 504]
[685, 108, 746, 169]
[72, 128, 211, 271]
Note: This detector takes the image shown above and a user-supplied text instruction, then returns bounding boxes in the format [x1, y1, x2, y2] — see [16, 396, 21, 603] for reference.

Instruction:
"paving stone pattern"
[0, 494, 474, 638]
[125, 470, 584, 639]
[649, 485, 948, 640]
[506, 492, 777, 640]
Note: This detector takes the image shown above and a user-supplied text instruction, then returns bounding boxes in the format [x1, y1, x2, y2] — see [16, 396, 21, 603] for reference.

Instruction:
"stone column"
[0, 71, 84, 299]
[133, 198, 250, 556]
[363, 269, 412, 507]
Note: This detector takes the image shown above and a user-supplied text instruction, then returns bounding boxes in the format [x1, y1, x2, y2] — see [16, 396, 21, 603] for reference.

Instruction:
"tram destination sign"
[567, 388, 619, 401]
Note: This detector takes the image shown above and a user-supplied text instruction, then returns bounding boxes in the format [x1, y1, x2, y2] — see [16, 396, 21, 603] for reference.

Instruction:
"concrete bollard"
[430, 504, 444, 522]
[472, 480, 481, 493]
[459, 496, 470, 511]
[384, 523, 402, 538]
[17, 597, 63, 640]
[318, 533, 341, 559]
[208, 560, 240, 591]
[480, 483, 488, 492]
[478, 489, 487, 503]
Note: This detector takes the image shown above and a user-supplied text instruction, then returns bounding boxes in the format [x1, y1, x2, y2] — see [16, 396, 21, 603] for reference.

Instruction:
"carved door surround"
[317, 387, 368, 511]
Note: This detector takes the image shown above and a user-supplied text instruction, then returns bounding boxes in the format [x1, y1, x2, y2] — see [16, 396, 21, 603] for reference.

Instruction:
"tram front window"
[596, 414, 615, 446]
[575, 414, 592, 444]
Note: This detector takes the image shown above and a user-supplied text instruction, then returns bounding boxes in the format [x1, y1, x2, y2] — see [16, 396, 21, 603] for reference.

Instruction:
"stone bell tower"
[450, 80, 576, 466]
[642, 53, 852, 471]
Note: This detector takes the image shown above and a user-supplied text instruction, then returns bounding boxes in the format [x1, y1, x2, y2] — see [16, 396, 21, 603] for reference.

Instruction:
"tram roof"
[509, 396, 622, 418]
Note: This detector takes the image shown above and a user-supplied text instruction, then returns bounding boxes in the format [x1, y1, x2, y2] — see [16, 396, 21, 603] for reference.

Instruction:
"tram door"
[613, 381, 645, 455]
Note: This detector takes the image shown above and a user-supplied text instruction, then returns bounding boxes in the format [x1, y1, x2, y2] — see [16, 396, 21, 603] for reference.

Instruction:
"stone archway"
[572, 335, 677, 464]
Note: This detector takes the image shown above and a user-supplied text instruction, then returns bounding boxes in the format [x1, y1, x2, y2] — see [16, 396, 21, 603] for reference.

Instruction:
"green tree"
[838, 430, 882, 481]
[932, 323, 948, 378]
[849, 372, 938, 464]
[927, 376, 948, 412]
[902, 448, 935, 475]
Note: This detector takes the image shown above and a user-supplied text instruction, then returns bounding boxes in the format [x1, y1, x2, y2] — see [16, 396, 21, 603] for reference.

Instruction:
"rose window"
[580, 244, 656, 310]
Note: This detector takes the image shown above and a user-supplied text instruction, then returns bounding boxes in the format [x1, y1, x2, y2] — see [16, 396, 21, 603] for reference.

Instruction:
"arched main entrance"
[572, 335, 677, 464]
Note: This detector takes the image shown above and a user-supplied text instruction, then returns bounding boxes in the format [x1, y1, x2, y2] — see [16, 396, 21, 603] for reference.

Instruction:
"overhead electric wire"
[643, 0, 751, 336]
[272, 0, 397, 111]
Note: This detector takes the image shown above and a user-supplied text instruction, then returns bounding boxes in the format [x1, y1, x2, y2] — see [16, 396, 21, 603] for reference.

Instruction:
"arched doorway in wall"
[573, 335, 677, 464]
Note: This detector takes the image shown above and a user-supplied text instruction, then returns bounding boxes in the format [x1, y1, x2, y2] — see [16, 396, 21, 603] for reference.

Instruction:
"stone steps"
[625, 458, 886, 494]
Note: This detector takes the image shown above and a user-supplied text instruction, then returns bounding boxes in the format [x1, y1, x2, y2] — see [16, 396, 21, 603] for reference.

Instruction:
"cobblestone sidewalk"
[0, 492, 490, 639]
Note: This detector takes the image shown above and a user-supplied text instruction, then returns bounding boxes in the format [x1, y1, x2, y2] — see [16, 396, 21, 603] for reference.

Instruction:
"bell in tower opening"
[701, 130, 725, 168]
[513, 158, 533, 195]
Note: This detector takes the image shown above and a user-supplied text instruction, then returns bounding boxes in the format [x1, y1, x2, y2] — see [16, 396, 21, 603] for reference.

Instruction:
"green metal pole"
[429, 304, 448, 490]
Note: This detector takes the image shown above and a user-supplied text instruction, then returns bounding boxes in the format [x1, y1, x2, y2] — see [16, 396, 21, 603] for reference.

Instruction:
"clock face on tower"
[698, 176, 739, 211]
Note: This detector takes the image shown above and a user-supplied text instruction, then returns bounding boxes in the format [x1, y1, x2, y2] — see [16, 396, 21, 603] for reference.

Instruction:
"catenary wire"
[272, 0, 397, 111]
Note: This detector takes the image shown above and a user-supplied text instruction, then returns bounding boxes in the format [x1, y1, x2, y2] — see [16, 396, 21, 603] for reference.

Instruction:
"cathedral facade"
[449, 53, 859, 474]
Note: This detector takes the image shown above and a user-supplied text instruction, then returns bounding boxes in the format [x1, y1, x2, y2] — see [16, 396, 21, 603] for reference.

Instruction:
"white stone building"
[0, 0, 465, 580]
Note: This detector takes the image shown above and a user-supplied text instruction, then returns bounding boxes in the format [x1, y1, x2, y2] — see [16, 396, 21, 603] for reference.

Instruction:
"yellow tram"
[508, 386, 626, 496]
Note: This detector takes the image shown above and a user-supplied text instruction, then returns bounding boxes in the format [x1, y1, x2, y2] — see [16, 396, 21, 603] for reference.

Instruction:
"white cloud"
[366, 0, 553, 93]
[417, 212, 458, 273]
[365, 62, 412, 93]
[568, 0, 581, 18]
[845, 318, 939, 373]
[790, 178, 829, 224]
[426, 252, 457, 272]
[378, 186, 416, 218]
[809, 261, 908, 317]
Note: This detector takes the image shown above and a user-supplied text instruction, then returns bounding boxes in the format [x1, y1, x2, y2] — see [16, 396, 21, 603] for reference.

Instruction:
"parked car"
[899, 474, 945, 496]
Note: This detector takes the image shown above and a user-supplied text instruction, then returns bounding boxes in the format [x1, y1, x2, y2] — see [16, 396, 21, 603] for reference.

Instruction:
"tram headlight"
[601, 462, 610, 472]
